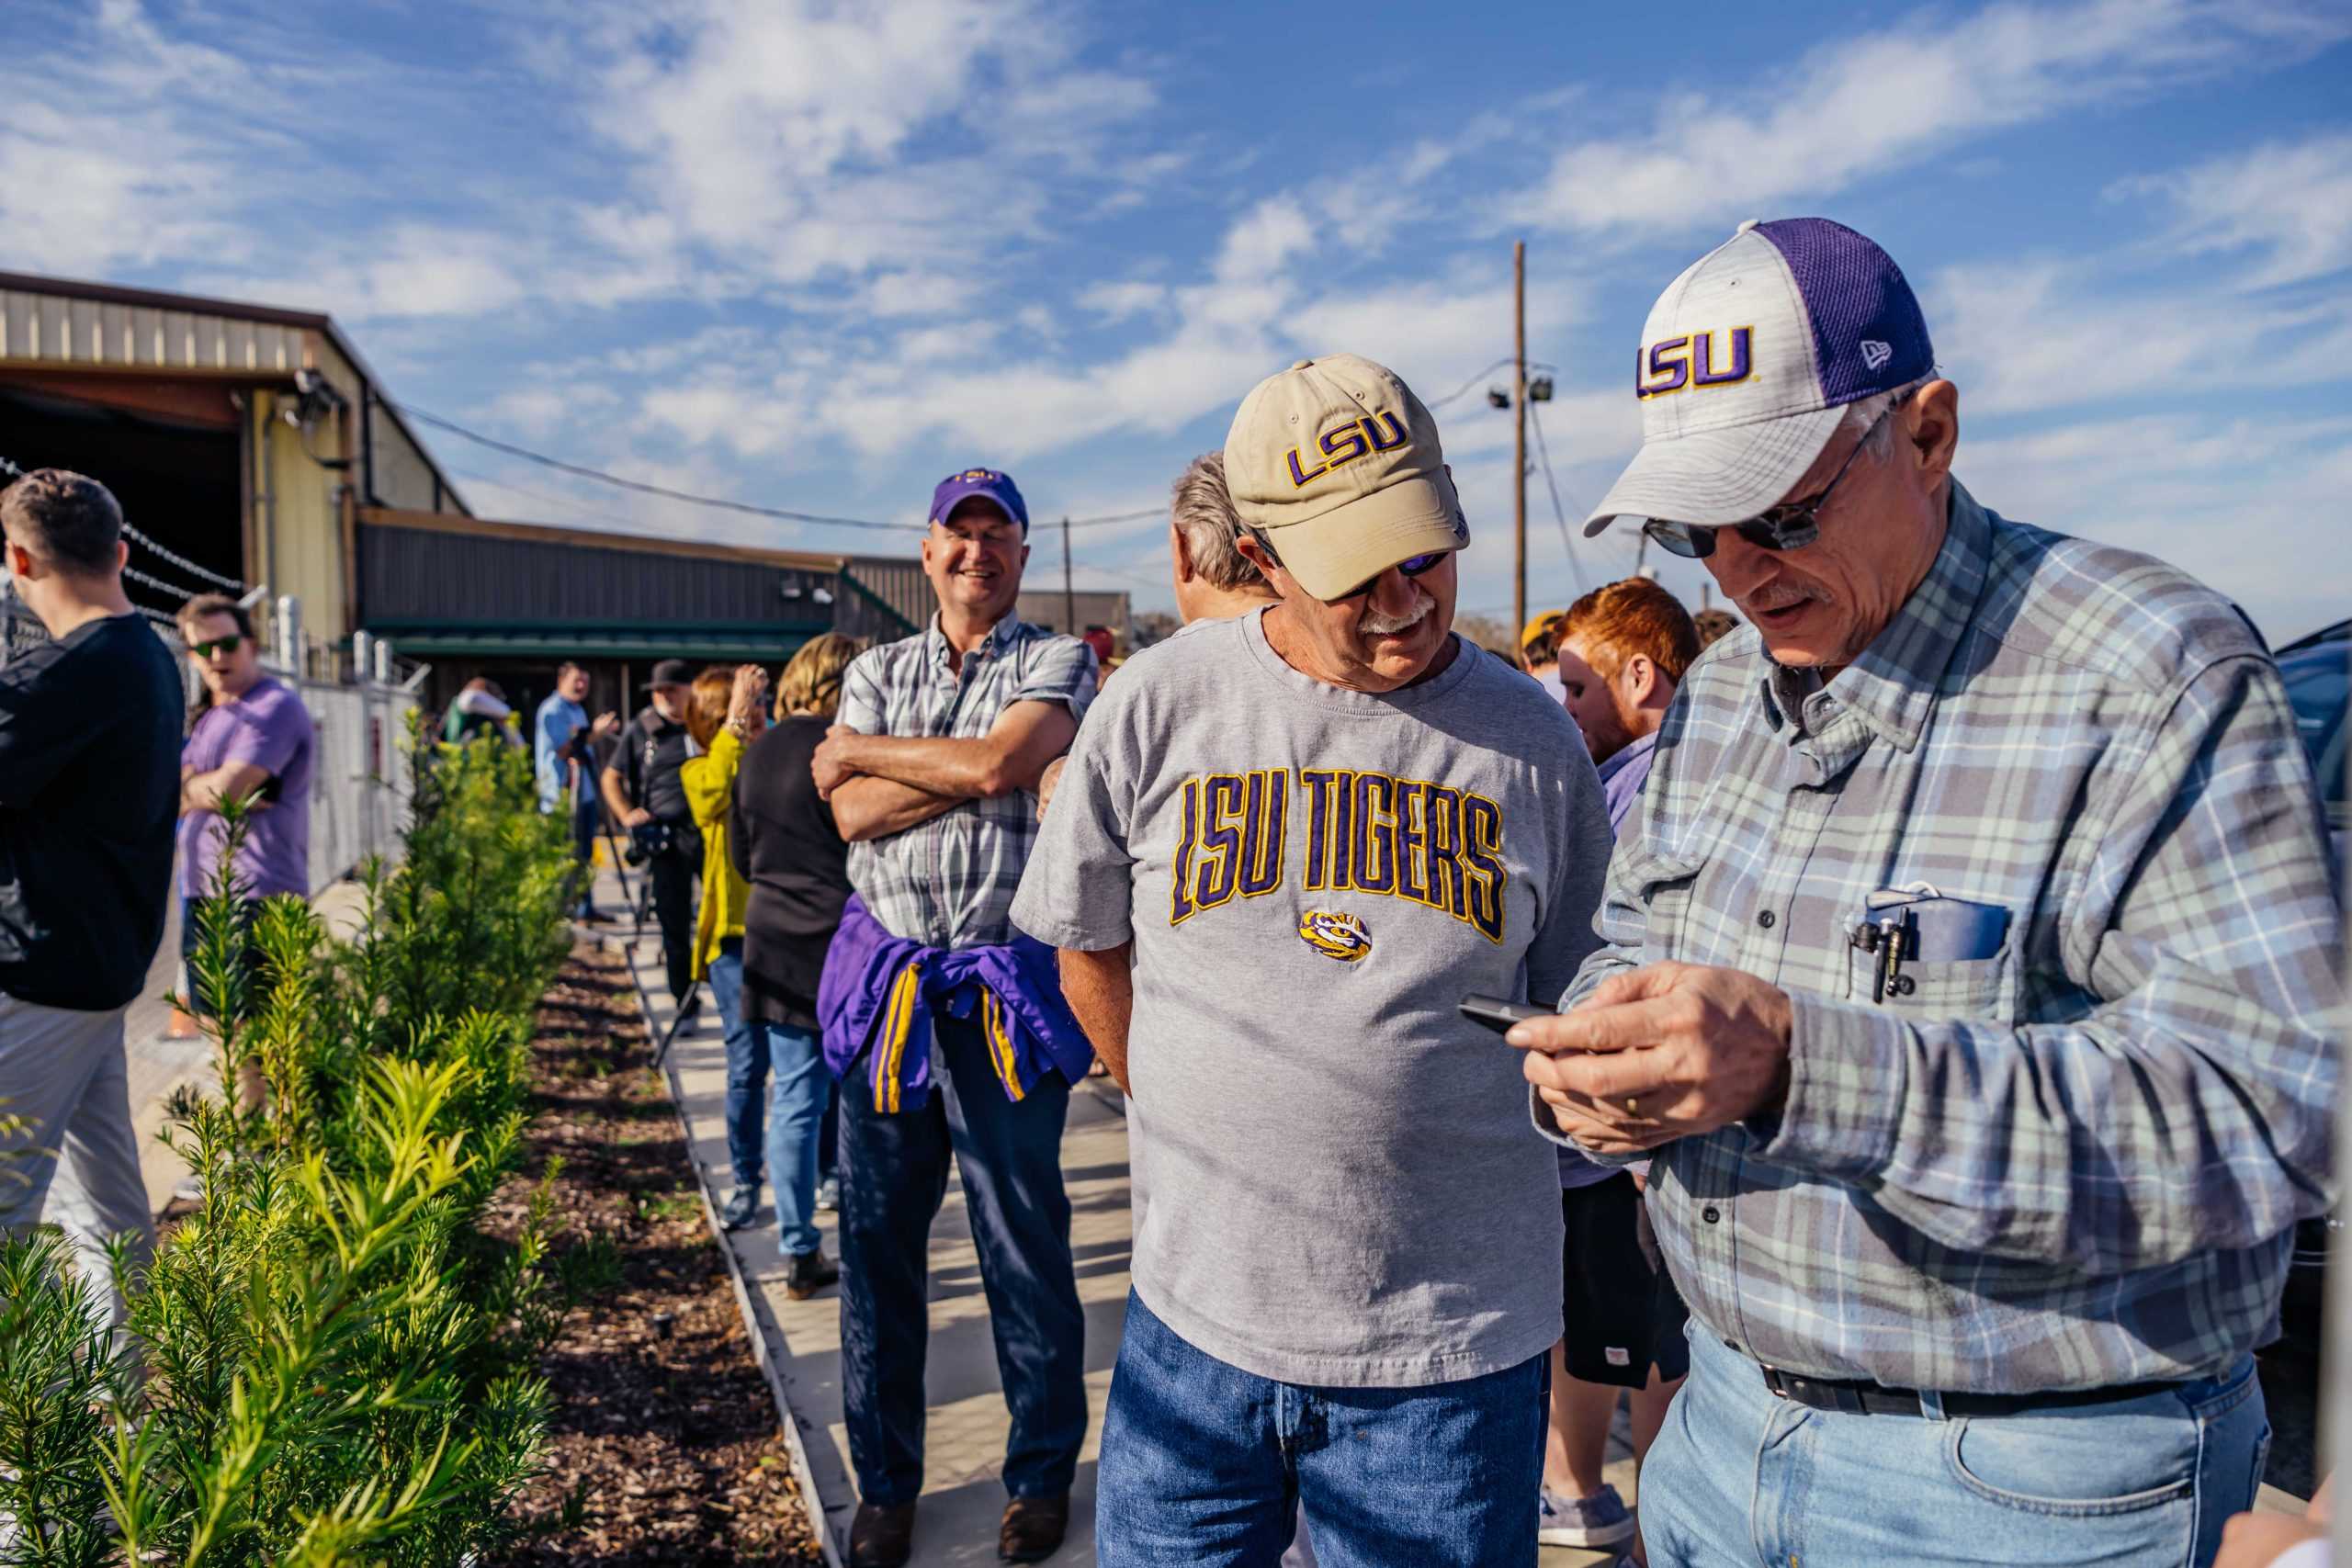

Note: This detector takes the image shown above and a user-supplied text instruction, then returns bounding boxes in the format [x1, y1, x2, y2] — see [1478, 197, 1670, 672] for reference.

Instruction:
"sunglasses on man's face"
[1641, 407, 1888, 562]
[1255, 534, 1448, 601]
[190, 636, 243, 660]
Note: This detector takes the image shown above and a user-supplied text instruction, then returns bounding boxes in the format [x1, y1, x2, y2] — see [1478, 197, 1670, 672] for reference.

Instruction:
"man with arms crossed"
[1510, 219, 2340, 1567]
[0, 471, 182, 1335]
[1014, 355, 1613, 1567]
[812, 468, 1097, 1568]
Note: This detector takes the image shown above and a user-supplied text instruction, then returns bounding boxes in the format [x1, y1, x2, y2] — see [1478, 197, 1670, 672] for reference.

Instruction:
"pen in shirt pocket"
[1848, 883, 2011, 1002]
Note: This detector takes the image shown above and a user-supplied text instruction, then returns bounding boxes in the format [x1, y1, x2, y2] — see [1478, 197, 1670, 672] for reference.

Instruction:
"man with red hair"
[1541, 576, 1700, 1559]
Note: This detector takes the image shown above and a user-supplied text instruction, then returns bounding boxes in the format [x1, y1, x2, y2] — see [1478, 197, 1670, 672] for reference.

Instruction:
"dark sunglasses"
[1252, 534, 1448, 600]
[1641, 408, 1888, 561]
[190, 635, 243, 659]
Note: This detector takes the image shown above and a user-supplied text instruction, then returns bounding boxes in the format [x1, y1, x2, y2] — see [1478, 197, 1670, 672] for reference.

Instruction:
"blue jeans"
[1097, 1292, 1545, 1568]
[707, 948, 762, 1191]
[758, 1021, 828, 1258]
[569, 789, 602, 918]
[839, 1010, 1086, 1507]
[1641, 1325, 2271, 1568]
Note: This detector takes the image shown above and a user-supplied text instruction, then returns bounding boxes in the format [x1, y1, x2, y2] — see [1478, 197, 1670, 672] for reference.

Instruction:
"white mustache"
[1745, 582, 1829, 612]
[1358, 586, 1435, 637]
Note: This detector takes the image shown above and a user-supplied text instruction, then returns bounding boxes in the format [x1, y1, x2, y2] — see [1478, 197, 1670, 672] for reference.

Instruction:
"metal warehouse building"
[2, 270, 1128, 730]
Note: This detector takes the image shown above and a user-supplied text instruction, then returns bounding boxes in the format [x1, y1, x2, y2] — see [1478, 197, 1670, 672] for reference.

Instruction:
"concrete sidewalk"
[609, 860, 1642, 1568]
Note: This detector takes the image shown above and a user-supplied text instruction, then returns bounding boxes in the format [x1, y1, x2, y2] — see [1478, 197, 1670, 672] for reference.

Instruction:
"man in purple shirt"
[174, 593, 315, 1061]
[1540, 576, 1702, 1559]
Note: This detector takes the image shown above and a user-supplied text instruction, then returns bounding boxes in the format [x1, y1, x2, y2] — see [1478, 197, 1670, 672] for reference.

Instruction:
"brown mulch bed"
[487, 941, 823, 1565]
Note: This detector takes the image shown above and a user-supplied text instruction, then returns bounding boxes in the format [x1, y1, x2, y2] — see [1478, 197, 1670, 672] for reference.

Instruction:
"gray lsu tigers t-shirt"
[1012, 608, 1611, 1387]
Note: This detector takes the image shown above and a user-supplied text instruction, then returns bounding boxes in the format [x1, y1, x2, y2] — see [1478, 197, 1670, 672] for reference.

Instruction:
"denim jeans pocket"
[1944, 1407, 2198, 1517]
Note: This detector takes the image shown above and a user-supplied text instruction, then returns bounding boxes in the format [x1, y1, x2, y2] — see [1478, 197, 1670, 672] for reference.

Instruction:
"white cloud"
[862, 271, 982, 318]
[1510, 0, 2349, 238]
[2120, 131, 2352, 288]
[1928, 256, 2352, 417]
[1076, 281, 1169, 321]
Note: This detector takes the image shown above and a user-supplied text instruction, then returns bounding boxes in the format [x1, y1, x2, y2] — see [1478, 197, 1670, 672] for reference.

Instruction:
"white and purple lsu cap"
[1584, 217, 1934, 536]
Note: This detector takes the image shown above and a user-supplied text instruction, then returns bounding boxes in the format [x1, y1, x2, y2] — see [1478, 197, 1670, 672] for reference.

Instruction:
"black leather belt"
[1760, 1365, 2187, 1417]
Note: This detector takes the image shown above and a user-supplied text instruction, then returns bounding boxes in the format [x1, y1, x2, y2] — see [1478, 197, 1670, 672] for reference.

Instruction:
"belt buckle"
[1763, 1367, 1870, 1416]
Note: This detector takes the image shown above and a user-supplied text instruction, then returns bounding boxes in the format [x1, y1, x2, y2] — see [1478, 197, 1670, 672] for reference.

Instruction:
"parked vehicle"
[2273, 617, 2346, 1338]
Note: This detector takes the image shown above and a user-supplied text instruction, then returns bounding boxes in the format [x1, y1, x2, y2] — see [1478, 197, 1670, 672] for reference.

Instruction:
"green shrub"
[0, 716, 585, 1566]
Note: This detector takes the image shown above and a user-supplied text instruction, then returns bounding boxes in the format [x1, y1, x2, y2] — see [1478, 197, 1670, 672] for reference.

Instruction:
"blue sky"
[6, 0, 2349, 640]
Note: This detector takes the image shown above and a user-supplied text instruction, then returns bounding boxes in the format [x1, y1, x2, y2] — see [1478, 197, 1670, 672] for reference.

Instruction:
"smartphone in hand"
[1458, 994, 1550, 1035]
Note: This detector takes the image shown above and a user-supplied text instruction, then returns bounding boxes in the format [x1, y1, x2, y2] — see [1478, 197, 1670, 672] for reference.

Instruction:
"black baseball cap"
[642, 658, 693, 690]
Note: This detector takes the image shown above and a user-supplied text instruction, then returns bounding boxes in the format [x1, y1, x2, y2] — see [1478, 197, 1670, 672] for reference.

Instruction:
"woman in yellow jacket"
[683, 662, 768, 1229]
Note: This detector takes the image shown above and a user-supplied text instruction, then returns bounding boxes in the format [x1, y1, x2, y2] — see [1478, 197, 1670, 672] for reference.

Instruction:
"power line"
[392, 401, 1166, 534]
[1526, 402, 1588, 595]
[1424, 356, 1562, 412]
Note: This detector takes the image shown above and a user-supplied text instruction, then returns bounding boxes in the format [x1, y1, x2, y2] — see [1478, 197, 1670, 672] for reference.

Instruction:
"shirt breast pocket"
[1844, 895, 2018, 1023]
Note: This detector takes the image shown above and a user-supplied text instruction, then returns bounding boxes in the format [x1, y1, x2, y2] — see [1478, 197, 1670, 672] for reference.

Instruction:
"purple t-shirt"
[178, 675, 316, 900]
[1560, 726, 1661, 1189]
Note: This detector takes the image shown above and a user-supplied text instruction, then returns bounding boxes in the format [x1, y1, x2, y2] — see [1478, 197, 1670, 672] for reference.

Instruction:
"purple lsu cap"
[930, 467, 1030, 534]
[1584, 218, 1934, 536]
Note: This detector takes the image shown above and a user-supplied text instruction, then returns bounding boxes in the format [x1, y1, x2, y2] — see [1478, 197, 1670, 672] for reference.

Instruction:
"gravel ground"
[489, 944, 822, 1565]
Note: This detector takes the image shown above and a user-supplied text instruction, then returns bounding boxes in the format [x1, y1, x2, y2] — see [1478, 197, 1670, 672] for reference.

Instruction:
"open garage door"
[0, 380, 246, 617]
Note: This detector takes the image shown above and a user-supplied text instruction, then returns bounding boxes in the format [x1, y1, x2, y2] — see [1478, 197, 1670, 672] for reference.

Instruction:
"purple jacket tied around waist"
[819, 894, 1094, 1112]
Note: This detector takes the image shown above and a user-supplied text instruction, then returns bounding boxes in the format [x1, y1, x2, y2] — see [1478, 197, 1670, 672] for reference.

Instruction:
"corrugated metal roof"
[365, 618, 831, 662]
[0, 271, 470, 518]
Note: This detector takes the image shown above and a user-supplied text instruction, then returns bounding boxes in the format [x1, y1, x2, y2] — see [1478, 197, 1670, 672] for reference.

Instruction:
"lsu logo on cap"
[957, 468, 1001, 482]
[1297, 908, 1372, 963]
[1285, 412, 1409, 489]
[1635, 326, 1753, 399]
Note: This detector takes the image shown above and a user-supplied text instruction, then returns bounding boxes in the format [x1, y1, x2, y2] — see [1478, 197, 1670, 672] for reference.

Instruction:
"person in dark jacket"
[729, 633, 863, 1299]
[0, 469, 181, 1338]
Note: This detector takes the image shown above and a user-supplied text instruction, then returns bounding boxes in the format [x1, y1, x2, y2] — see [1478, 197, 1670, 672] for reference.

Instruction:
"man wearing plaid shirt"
[1510, 219, 2340, 1568]
[811, 466, 1098, 1568]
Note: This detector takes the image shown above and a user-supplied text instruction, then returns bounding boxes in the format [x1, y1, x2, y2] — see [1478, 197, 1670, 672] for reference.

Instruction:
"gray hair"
[1170, 451, 1265, 593]
[1838, 377, 1929, 462]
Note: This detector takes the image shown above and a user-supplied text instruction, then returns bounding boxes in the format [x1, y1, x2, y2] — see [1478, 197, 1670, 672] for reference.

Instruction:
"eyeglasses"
[1641, 409, 1888, 561]
[189, 635, 243, 659]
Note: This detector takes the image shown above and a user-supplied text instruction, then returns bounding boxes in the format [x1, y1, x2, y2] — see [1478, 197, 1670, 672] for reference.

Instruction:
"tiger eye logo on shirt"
[1297, 909, 1372, 962]
[1168, 767, 1509, 944]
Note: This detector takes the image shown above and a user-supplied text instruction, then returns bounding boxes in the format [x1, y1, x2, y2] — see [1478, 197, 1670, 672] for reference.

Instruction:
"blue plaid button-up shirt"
[839, 614, 1097, 952]
[1551, 481, 2341, 1393]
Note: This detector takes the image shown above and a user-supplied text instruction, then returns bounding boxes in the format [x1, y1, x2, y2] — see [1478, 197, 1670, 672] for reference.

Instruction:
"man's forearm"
[833, 731, 1030, 800]
[1058, 943, 1134, 1093]
[830, 774, 965, 844]
[181, 763, 267, 816]
[598, 767, 632, 824]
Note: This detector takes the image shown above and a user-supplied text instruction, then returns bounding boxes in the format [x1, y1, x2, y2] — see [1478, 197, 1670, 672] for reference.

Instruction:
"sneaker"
[1537, 1483, 1635, 1549]
[785, 1247, 840, 1301]
[815, 1173, 841, 1213]
[718, 1186, 760, 1230]
[171, 1172, 205, 1205]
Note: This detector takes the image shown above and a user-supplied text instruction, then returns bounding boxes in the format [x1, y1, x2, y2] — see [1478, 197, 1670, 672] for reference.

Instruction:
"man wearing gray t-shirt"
[1012, 355, 1612, 1567]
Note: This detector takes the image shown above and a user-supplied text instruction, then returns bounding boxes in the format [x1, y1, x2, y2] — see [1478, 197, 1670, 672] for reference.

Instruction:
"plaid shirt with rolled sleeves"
[839, 615, 1097, 952]
[1548, 481, 2342, 1394]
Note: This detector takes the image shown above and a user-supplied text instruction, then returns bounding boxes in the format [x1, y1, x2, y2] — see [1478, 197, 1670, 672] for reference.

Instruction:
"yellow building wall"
[248, 389, 350, 662]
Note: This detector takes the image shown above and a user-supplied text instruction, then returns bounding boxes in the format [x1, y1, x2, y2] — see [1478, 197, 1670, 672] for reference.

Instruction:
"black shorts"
[1559, 1173, 1690, 1389]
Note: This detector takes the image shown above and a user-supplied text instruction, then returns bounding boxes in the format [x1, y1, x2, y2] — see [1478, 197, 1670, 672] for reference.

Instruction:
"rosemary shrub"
[0, 719, 602, 1566]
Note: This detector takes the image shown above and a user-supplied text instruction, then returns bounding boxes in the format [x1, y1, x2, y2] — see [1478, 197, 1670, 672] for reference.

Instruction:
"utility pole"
[1513, 240, 1528, 641]
[1060, 515, 1075, 635]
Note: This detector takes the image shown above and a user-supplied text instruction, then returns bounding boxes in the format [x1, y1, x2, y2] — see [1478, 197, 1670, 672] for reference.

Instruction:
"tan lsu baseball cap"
[1224, 354, 1469, 601]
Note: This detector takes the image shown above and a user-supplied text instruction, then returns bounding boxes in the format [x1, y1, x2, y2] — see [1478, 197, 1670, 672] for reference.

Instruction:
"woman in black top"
[729, 632, 863, 1297]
